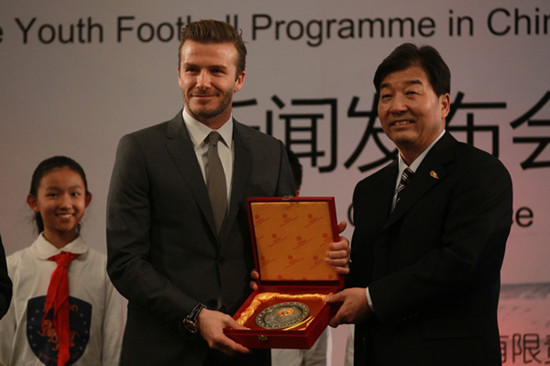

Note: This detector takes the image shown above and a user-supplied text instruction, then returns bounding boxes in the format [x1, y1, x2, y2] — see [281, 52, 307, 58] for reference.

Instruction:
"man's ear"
[440, 93, 451, 120]
[233, 70, 246, 93]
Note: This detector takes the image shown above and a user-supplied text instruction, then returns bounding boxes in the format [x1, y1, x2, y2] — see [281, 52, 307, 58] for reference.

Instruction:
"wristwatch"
[183, 303, 206, 333]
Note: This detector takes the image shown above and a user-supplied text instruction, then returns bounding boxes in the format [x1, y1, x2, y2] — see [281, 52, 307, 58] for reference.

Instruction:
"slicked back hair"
[178, 19, 247, 77]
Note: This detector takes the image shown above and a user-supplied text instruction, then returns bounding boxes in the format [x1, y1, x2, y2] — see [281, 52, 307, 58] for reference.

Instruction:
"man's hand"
[197, 308, 251, 355]
[325, 287, 371, 327]
[326, 221, 351, 275]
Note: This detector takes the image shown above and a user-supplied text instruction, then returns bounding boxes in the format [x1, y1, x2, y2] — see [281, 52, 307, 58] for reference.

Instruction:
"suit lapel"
[367, 162, 398, 231]
[219, 121, 251, 242]
[164, 112, 218, 236]
[384, 132, 457, 229]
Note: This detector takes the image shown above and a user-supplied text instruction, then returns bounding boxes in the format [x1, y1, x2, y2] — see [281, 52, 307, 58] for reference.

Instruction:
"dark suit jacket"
[348, 132, 513, 366]
[106, 112, 295, 365]
[0, 236, 12, 319]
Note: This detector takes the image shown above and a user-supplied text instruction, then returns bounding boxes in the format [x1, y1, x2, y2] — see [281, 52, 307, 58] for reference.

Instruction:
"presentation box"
[224, 196, 343, 349]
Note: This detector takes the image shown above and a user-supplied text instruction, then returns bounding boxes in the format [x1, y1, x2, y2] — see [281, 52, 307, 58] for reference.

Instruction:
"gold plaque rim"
[256, 301, 310, 329]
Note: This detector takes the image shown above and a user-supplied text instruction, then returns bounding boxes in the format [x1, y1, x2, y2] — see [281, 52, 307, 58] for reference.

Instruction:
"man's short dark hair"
[178, 19, 247, 76]
[373, 43, 450, 97]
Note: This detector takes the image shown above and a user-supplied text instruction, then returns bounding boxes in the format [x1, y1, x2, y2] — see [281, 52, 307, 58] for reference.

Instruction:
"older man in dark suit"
[328, 43, 513, 366]
[107, 19, 349, 366]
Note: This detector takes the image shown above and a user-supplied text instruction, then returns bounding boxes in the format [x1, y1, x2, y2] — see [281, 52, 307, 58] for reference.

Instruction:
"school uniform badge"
[27, 296, 92, 366]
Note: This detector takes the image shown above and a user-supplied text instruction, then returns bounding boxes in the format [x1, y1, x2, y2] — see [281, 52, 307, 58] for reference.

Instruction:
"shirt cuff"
[366, 287, 374, 313]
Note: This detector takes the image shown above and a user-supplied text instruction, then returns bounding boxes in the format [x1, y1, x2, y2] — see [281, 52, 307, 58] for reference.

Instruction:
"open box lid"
[247, 196, 344, 289]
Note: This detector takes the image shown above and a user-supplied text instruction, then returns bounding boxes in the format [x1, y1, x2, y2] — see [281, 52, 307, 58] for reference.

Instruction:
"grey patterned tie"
[395, 167, 414, 204]
[206, 132, 227, 232]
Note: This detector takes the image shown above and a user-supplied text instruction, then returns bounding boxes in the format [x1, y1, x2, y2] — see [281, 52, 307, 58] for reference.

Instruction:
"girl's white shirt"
[0, 234, 126, 366]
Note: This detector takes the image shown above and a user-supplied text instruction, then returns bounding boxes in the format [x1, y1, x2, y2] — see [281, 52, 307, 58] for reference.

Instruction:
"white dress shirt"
[182, 108, 234, 205]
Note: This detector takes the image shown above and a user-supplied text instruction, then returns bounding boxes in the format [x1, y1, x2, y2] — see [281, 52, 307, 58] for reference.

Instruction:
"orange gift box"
[224, 196, 343, 349]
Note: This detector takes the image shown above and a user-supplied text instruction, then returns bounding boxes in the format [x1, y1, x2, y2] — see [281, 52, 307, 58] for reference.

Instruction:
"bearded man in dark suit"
[107, 19, 349, 366]
[328, 43, 513, 366]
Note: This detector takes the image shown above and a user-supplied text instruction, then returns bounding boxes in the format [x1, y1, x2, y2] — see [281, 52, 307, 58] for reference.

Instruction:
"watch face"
[256, 302, 310, 329]
[183, 304, 206, 333]
[183, 318, 198, 333]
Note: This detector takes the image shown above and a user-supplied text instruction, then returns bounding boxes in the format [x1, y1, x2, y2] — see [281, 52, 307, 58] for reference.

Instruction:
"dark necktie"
[206, 132, 227, 232]
[395, 167, 414, 204]
[43, 251, 80, 366]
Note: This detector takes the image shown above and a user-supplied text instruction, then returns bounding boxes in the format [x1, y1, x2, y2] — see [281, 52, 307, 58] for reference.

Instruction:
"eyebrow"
[182, 62, 228, 70]
[380, 79, 423, 90]
[44, 185, 84, 191]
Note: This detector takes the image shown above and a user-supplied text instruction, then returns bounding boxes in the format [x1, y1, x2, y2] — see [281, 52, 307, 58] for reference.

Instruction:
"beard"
[185, 88, 233, 122]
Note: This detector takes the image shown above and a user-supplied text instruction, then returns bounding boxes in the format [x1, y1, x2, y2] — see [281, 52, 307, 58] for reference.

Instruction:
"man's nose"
[389, 94, 408, 113]
[196, 70, 211, 88]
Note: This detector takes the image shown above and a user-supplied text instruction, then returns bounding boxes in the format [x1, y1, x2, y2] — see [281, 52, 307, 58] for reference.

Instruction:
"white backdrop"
[1, 1, 549, 364]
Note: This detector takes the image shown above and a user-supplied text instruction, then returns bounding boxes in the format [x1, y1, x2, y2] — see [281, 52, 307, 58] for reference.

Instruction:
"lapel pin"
[430, 170, 439, 179]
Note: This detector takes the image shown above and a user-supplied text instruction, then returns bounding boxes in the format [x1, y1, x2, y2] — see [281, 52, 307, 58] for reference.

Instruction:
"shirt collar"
[30, 233, 89, 260]
[182, 108, 233, 149]
[398, 130, 446, 173]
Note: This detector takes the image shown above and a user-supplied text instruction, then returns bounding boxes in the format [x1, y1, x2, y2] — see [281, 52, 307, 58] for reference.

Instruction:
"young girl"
[0, 156, 125, 366]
